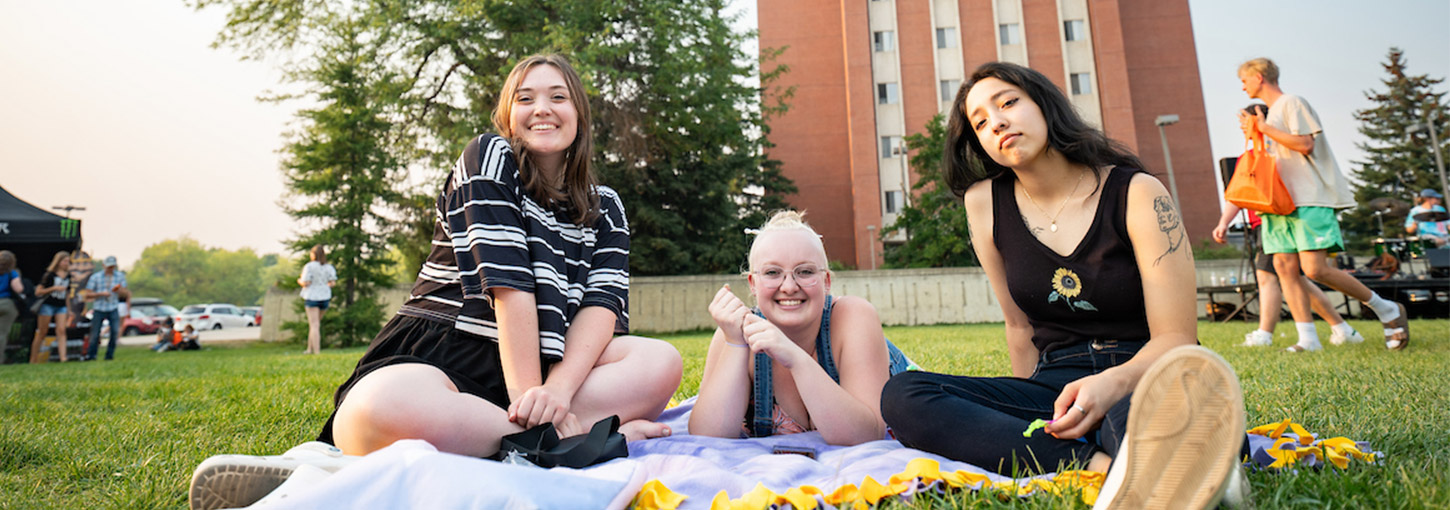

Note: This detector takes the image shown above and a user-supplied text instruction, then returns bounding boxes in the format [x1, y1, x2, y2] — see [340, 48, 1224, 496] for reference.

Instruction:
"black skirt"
[316, 314, 516, 444]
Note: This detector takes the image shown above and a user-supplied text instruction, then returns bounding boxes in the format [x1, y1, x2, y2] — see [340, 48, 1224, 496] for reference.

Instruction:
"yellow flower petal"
[633, 480, 687, 510]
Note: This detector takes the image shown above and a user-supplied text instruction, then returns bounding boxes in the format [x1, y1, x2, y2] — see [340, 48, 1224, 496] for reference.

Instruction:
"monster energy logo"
[60, 219, 79, 238]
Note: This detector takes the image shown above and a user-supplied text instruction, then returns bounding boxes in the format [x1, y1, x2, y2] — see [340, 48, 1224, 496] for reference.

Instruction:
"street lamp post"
[1155, 114, 1182, 207]
[1406, 112, 1449, 203]
[51, 205, 86, 218]
[865, 224, 878, 270]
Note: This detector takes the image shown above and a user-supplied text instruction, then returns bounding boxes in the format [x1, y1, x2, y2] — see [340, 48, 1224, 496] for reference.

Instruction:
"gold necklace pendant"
[1020, 170, 1086, 235]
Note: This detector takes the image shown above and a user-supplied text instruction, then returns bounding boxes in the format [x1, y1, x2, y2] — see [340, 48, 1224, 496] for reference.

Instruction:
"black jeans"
[881, 339, 1142, 475]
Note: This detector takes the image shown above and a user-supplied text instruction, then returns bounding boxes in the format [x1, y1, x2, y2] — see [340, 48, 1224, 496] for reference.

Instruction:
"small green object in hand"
[1022, 418, 1052, 438]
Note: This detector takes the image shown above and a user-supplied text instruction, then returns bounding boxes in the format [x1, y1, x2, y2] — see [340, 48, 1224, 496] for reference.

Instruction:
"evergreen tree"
[193, 0, 794, 276]
[1341, 48, 1449, 250]
[881, 114, 976, 268]
[276, 19, 405, 347]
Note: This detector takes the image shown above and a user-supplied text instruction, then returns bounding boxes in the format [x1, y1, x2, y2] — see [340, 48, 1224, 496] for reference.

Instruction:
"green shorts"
[1259, 206, 1344, 254]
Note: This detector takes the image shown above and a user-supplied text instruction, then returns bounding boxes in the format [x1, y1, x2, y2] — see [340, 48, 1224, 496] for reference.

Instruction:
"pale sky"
[2, 0, 1446, 268]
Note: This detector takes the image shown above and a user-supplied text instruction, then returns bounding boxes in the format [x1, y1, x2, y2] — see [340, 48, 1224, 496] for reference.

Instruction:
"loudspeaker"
[1428, 248, 1450, 278]
[1218, 156, 1239, 191]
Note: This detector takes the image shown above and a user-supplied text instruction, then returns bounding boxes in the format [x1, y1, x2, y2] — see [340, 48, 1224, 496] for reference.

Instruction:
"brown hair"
[1238, 58, 1280, 85]
[492, 54, 599, 225]
[46, 251, 70, 273]
[0, 250, 14, 274]
[310, 245, 327, 264]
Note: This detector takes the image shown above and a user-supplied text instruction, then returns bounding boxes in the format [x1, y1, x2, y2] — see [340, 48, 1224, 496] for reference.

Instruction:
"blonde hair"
[47, 251, 70, 273]
[1238, 58, 1279, 85]
[491, 54, 599, 225]
[746, 210, 829, 271]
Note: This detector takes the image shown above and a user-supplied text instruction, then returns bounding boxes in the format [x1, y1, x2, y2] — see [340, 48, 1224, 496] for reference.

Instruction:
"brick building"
[759, 0, 1216, 269]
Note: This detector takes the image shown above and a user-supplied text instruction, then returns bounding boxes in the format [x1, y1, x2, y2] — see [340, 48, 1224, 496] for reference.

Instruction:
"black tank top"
[992, 166, 1150, 355]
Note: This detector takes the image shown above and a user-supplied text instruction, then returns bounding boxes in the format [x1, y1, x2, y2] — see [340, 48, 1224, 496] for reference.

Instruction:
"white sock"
[1295, 322, 1320, 347]
[1331, 322, 1356, 338]
[1364, 294, 1400, 322]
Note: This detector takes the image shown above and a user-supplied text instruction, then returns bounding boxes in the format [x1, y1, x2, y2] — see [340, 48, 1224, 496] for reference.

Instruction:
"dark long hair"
[492, 54, 600, 225]
[942, 62, 1144, 197]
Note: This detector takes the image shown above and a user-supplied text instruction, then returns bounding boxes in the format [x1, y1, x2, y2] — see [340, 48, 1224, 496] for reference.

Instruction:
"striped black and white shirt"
[397, 134, 630, 361]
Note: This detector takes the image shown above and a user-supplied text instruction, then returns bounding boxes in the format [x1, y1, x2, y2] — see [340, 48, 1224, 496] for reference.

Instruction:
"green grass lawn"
[2, 319, 1446, 509]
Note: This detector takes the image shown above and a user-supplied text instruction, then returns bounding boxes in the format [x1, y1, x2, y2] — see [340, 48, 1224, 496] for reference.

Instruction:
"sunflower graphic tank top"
[992, 166, 1150, 355]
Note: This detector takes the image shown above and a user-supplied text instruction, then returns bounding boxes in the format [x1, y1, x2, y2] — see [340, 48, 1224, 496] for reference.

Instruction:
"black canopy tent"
[0, 184, 83, 279]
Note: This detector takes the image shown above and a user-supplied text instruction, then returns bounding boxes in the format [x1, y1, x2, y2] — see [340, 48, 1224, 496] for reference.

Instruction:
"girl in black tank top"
[882, 63, 1247, 507]
[993, 166, 1150, 356]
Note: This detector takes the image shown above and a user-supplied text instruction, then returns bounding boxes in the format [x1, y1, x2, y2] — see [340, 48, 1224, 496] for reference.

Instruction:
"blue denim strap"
[815, 295, 841, 383]
[750, 351, 774, 437]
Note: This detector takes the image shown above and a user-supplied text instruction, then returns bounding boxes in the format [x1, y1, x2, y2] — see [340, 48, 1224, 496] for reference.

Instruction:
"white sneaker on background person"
[189, 441, 358, 510]
[1240, 330, 1272, 347]
[1328, 327, 1364, 346]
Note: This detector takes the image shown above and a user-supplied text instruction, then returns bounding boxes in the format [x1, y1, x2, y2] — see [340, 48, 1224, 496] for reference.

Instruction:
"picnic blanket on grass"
[244, 398, 1379, 510]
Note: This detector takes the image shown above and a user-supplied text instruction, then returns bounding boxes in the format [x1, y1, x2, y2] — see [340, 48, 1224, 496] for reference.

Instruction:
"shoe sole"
[188, 457, 295, 510]
[1099, 346, 1245, 510]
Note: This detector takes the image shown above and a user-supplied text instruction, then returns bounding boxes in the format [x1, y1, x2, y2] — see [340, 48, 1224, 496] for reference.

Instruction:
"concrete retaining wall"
[261, 259, 1278, 341]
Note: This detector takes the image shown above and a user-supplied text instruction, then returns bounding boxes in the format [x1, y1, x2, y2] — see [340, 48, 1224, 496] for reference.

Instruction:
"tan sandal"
[1382, 302, 1410, 351]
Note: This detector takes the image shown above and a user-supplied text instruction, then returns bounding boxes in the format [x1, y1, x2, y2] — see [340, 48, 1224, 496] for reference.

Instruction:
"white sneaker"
[1240, 330, 1272, 347]
[189, 441, 358, 510]
[1091, 346, 1247, 510]
[1328, 328, 1364, 346]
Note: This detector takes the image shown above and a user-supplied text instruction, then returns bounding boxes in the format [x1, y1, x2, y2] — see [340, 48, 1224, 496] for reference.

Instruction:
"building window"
[873, 31, 894, 52]
[935, 27, 957, 49]
[877, 83, 899, 105]
[1064, 20, 1086, 42]
[884, 190, 901, 214]
[999, 23, 1021, 45]
[881, 136, 902, 157]
[1071, 73, 1093, 95]
[940, 79, 961, 102]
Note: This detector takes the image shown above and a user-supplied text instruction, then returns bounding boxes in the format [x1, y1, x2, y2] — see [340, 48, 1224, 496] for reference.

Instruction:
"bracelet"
[724, 340, 749, 348]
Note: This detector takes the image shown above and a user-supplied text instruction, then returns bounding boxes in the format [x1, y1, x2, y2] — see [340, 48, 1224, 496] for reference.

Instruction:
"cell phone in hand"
[771, 445, 818, 459]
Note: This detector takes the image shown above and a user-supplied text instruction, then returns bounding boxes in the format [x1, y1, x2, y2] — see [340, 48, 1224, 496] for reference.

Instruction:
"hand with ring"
[1046, 370, 1132, 439]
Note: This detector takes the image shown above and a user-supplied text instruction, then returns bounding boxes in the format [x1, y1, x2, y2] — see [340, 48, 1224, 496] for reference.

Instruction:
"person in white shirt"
[1237, 57, 1409, 351]
[298, 245, 337, 355]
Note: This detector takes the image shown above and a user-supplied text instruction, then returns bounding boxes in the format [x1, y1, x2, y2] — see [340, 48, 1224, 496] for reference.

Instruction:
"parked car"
[240, 306, 262, 326]
[116, 298, 181, 336]
[177, 304, 253, 331]
[131, 298, 180, 323]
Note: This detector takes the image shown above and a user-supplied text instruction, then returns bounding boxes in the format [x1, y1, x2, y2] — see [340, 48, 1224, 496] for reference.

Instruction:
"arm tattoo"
[1152, 196, 1187, 266]
[1021, 214, 1045, 239]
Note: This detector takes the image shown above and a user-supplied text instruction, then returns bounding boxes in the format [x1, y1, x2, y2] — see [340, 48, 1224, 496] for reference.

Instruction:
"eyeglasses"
[753, 264, 824, 287]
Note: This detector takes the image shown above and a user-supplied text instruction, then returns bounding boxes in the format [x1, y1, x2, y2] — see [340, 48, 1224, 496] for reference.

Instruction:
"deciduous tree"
[882, 114, 976, 268]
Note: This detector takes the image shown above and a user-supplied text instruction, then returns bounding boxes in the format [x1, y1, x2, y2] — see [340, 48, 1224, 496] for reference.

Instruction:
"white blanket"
[247, 398, 1035, 510]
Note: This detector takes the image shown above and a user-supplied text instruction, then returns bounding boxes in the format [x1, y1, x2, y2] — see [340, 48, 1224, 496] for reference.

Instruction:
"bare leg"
[332, 363, 524, 457]
[1303, 275, 1346, 326]
[1255, 270, 1282, 333]
[30, 314, 52, 364]
[567, 335, 683, 441]
[1298, 250, 1372, 303]
[1273, 253, 1315, 325]
[56, 313, 68, 362]
[305, 307, 323, 354]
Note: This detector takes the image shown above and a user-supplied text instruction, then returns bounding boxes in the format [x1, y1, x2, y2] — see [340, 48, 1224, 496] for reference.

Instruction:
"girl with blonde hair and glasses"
[690, 210, 914, 445]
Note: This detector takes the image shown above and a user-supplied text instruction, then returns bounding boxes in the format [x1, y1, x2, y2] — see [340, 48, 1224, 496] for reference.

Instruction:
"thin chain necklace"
[1019, 170, 1086, 233]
